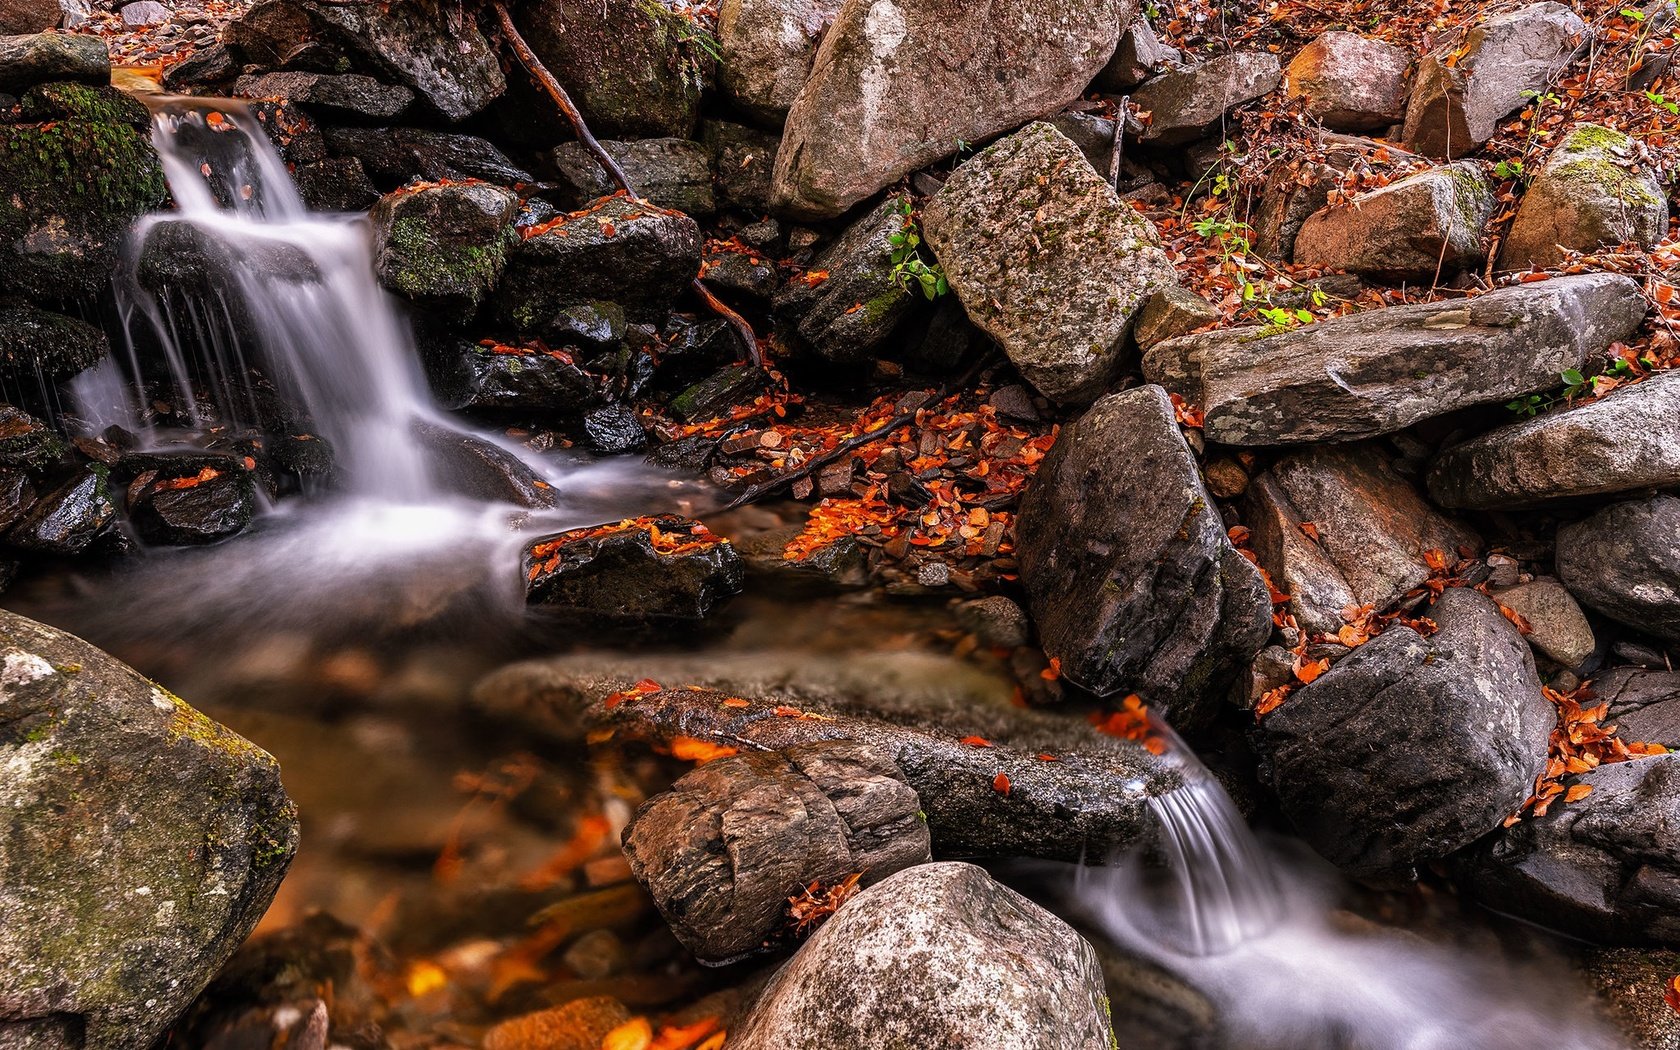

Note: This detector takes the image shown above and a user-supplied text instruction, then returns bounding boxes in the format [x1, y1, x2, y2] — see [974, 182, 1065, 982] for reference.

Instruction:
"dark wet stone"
[323, 126, 531, 188]
[235, 71, 415, 121]
[6, 465, 115, 554]
[0, 304, 107, 379]
[1594, 667, 1680, 749]
[552, 138, 715, 216]
[1557, 495, 1680, 646]
[654, 317, 738, 390]
[295, 0, 505, 122]
[522, 515, 743, 627]
[430, 341, 603, 420]
[772, 195, 914, 365]
[622, 740, 931, 963]
[411, 420, 557, 509]
[702, 247, 779, 306]
[0, 609, 298, 1050]
[0, 468, 36, 532]
[18, 80, 149, 129]
[161, 40, 238, 90]
[0, 31, 108, 93]
[581, 402, 646, 454]
[702, 120, 780, 212]
[128, 465, 258, 546]
[0, 403, 65, 470]
[549, 302, 626, 350]
[666, 364, 769, 423]
[291, 156, 380, 212]
[370, 181, 518, 313]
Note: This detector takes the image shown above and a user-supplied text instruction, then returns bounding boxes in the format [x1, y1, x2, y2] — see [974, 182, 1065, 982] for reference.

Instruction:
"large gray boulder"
[1293, 162, 1494, 281]
[1594, 667, 1680, 749]
[1131, 51, 1283, 146]
[1284, 31, 1410, 131]
[1403, 2, 1589, 158]
[1557, 495, 1680, 646]
[922, 122, 1177, 403]
[1428, 369, 1680, 509]
[1015, 385, 1273, 729]
[1143, 273, 1646, 446]
[729, 862, 1115, 1050]
[770, 0, 1131, 219]
[1499, 122, 1668, 271]
[297, 0, 504, 122]
[717, 0, 843, 125]
[1258, 587, 1552, 882]
[0, 610, 299, 1049]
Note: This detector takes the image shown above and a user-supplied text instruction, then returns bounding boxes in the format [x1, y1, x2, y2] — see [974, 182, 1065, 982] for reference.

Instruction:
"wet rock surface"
[0, 31, 107, 92]
[370, 181, 518, 313]
[1259, 588, 1553, 882]
[6, 465, 114, 554]
[522, 516, 744, 628]
[1557, 495, 1680, 646]
[729, 862, 1116, 1050]
[128, 462, 259, 546]
[294, 0, 504, 122]
[772, 194, 914, 365]
[0, 303, 108, 379]
[322, 125, 531, 188]
[0, 609, 299, 1050]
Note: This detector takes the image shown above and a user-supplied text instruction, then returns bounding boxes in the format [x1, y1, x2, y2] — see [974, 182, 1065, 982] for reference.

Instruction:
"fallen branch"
[490, 0, 762, 366]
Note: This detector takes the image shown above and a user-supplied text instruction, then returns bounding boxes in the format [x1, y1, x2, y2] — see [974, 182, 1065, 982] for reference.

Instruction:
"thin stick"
[491, 0, 762, 366]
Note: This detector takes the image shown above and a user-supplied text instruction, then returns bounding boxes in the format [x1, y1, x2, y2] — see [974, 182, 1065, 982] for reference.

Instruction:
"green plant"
[1493, 158, 1525, 180]
[888, 200, 948, 301]
[1646, 88, 1680, 115]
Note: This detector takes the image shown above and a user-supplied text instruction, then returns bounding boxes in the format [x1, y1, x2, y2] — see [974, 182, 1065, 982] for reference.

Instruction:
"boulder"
[1131, 51, 1283, 146]
[18, 80, 149, 128]
[494, 195, 702, 329]
[0, 118, 167, 301]
[1015, 385, 1273, 728]
[0, 0, 60, 34]
[293, 157, 379, 212]
[411, 421, 558, 509]
[922, 122, 1177, 403]
[0, 610, 299, 1049]
[772, 194, 915, 365]
[580, 402, 646, 454]
[222, 0, 333, 71]
[370, 181, 518, 313]
[128, 465, 258, 546]
[1557, 495, 1680, 646]
[703, 119, 780, 211]
[6, 465, 113, 554]
[717, 0, 843, 125]
[1455, 753, 1680, 944]
[474, 648, 1184, 861]
[771, 0, 1131, 219]
[551, 137, 715, 216]
[1403, 2, 1590, 158]
[233, 70, 415, 121]
[1284, 31, 1410, 131]
[322, 125, 530, 189]
[1144, 273, 1646, 445]
[295, 0, 504, 122]
[514, 0, 705, 139]
[0, 403, 65, 470]
[622, 740, 931, 963]
[522, 515, 743, 627]
[431, 342, 609, 419]
[1258, 587, 1553, 882]
[1491, 575, 1596, 667]
[0, 470, 36, 533]
[1094, 18, 1179, 92]
[1293, 161, 1494, 281]
[1133, 285, 1220, 350]
[1244, 443, 1480, 637]
[1499, 122, 1668, 270]
[1428, 369, 1680, 508]
[0, 304, 107, 379]
[0, 30, 106, 92]
[1594, 667, 1680, 749]
[120, 1, 167, 27]
[729, 863, 1115, 1050]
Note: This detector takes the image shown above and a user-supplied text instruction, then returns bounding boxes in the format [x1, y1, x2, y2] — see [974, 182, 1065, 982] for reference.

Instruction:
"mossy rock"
[19, 80, 150, 129]
[370, 181, 519, 315]
[0, 303, 109, 379]
[0, 401, 65, 470]
[1499, 121, 1670, 270]
[0, 118, 168, 302]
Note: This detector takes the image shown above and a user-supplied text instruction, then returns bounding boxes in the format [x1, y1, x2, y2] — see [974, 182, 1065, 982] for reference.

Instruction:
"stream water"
[10, 96, 1636, 1046]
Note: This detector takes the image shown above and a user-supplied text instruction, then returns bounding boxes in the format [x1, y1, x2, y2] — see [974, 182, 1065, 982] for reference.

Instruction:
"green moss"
[21, 82, 150, 129]
[1559, 123, 1631, 153]
[156, 684, 270, 763]
[1550, 155, 1663, 209]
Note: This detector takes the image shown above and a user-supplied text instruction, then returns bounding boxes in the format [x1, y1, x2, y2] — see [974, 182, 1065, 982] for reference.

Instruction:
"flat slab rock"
[729, 862, 1115, 1050]
[1145, 273, 1646, 446]
[1131, 51, 1283, 146]
[0, 610, 299, 1050]
[1557, 495, 1680, 645]
[1594, 667, 1680, 749]
[1428, 369, 1680, 508]
[923, 122, 1177, 404]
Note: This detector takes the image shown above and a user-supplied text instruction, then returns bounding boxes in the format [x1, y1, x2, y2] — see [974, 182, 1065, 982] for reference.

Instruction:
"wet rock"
[1259, 588, 1551, 882]
[1015, 385, 1273, 728]
[128, 464, 258, 546]
[1557, 495, 1680, 646]
[1579, 947, 1680, 1050]
[522, 515, 743, 627]
[0, 303, 107, 379]
[922, 123, 1177, 403]
[1284, 32, 1410, 131]
[717, 0, 843, 125]
[1491, 576, 1596, 667]
[1455, 753, 1680, 943]
[18, 80, 149, 128]
[476, 649, 1183, 860]
[370, 181, 518, 314]
[0, 30, 107, 93]
[0, 0, 60, 34]
[770, 0, 1130, 219]
[292, 156, 380, 212]
[702, 244, 779, 305]
[6, 465, 114, 554]
[514, 0, 705, 139]
[1403, 2, 1589, 158]
[622, 740, 931, 963]
[223, 0, 329, 71]
[703, 119, 780, 211]
[1428, 370, 1680, 508]
[495, 196, 703, 329]
[234, 71, 414, 121]
[0, 469, 35, 532]
[412, 420, 558, 509]
[436, 346, 601, 419]
[296, 0, 504, 122]
[729, 863, 1115, 1050]
[732, 524, 868, 593]
[1594, 667, 1680, 748]
[1293, 161, 1493, 281]
[0, 118, 168, 301]
[1133, 284, 1219, 351]
[1244, 443, 1480, 637]
[0, 610, 299, 1049]
[954, 595, 1030, 648]
[1499, 122, 1668, 271]
[1145, 273, 1646, 445]
[581, 401, 646, 454]
[483, 996, 633, 1050]
[0, 403, 64, 470]
[322, 125, 531, 188]
[1095, 19, 1180, 92]
[161, 40, 237, 91]
[772, 195, 914, 365]
[667, 363, 771, 422]
[1131, 51, 1283, 146]
[551, 137, 715, 216]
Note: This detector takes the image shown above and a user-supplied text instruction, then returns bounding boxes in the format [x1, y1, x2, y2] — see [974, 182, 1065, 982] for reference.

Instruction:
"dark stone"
[291, 157, 380, 212]
[431, 341, 603, 420]
[702, 120, 780, 212]
[370, 181, 518, 313]
[1095, 19, 1180, 92]
[0, 304, 108, 379]
[581, 401, 646, 454]
[1557, 495, 1680, 645]
[701, 245, 778, 305]
[0, 31, 108, 94]
[129, 465, 258, 546]
[412, 421, 557, 509]
[732, 524, 868, 594]
[0, 0, 61, 34]
[6, 465, 115, 554]
[1594, 667, 1680, 749]
[234, 71, 415, 121]
[0, 468, 36, 532]
[552, 138, 715, 216]
[1259, 588, 1552, 882]
[550, 302, 626, 349]
[1015, 385, 1273, 729]
[161, 41, 238, 90]
[666, 364, 769, 423]
[295, 0, 505, 122]
[1131, 52, 1283, 146]
[621, 740, 931, 963]
[522, 515, 743, 626]
[772, 195, 914, 365]
[323, 125, 531, 188]
[0, 403, 65, 470]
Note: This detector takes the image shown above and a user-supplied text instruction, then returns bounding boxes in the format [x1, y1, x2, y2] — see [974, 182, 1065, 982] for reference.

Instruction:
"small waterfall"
[1143, 775, 1282, 955]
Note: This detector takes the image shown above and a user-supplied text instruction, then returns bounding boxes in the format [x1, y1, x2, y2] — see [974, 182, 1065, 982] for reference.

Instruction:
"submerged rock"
[1293, 162, 1494, 281]
[770, 0, 1129, 218]
[716, 0, 842, 125]
[522, 516, 744, 627]
[1578, 947, 1680, 1050]
[923, 123, 1177, 404]
[1259, 588, 1552, 882]
[1284, 31, 1411, 131]
[1557, 495, 1680, 646]
[0, 30, 107, 93]
[6, 465, 114, 554]
[1015, 386, 1272, 729]
[1499, 122, 1668, 270]
[0, 610, 299, 1049]
[1131, 51, 1283, 145]
[772, 194, 915, 365]
[622, 740, 931, 963]
[0, 303, 108, 379]
[296, 0, 504, 122]
[370, 181, 518, 313]
[729, 863, 1115, 1050]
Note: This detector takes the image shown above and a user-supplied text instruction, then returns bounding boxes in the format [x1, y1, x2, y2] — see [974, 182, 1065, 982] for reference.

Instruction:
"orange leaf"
[1040, 656, 1062, 681]
[669, 737, 738, 764]
[1665, 975, 1680, 1016]
[721, 696, 750, 708]
[993, 772, 1012, 796]
[1564, 783, 1593, 803]
[602, 1017, 652, 1050]
[960, 735, 993, 748]
[1293, 656, 1330, 684]
[1298, 521, 1320, 542]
